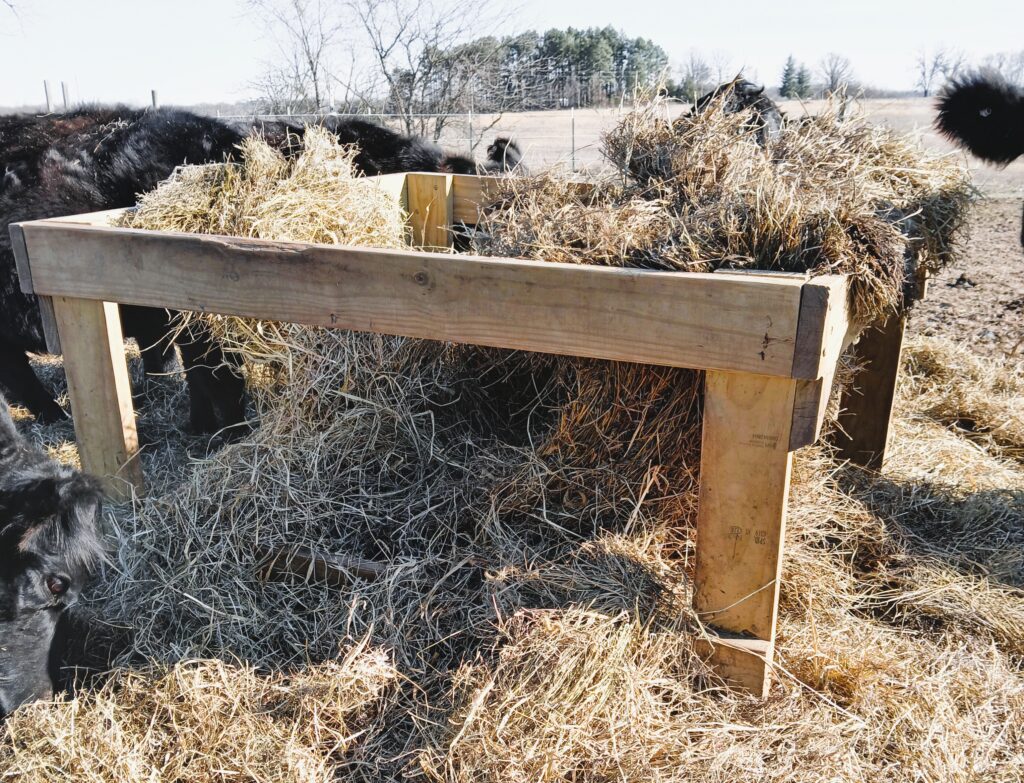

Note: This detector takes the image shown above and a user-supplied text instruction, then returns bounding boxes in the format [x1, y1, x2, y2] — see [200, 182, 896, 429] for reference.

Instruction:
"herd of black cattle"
[1, 74, 1021, 719]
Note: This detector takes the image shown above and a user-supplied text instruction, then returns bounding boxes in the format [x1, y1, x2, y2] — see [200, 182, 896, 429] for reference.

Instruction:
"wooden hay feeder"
[10, 172, 920, 697]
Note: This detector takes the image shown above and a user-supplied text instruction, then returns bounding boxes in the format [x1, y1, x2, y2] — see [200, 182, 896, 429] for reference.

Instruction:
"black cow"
[936, 72, 1024, 248]
[482, 137, 525, 174]
[2, 110, 523, 430]
[0, 394, 103, 718]
[245, 116, 521, 175]
[690, 78, 784, 144]
[0, 107, 248, 431]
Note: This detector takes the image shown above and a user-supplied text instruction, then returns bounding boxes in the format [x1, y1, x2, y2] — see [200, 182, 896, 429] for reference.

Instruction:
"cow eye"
[46, 575, 70, 596]
[979, 107, 992, 118]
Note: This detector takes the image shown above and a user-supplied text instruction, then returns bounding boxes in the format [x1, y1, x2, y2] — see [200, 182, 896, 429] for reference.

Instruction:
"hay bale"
[477, 98, 972, 323]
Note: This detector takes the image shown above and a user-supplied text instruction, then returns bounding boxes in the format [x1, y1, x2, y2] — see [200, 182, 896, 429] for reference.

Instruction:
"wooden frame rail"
[10, 172, 909, 698]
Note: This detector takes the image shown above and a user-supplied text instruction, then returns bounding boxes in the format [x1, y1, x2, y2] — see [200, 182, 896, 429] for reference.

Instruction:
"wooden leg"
[51, 296, 144, 501]
[694, 371, 798, 696]
[406, 172, 454, 250]
[835, 314, 906, 471]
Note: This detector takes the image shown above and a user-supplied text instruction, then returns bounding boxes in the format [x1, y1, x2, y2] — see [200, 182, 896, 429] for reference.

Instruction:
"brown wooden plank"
[835, 314, 907, 470]
[694, 370, 798, 696]
[51, 296, 143, 500]
[451, 174, 503, 224]
[36, 295, 63, 355]
[9, 222, 35, 294]
[407, 172, 454, 250]
[19, 221, 815, 377]
[693, 635, 773, 690]
[449, 175, 597, 225]
[792, 275, 855, 380]
[42, 207, 132, 227]
[10, 222, 62, 352]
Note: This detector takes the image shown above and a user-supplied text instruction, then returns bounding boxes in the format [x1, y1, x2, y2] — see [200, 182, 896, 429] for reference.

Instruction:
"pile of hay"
[0, 649, 395, 782]
[477, 98, 972, 322]
[5, 116, 1022, 783]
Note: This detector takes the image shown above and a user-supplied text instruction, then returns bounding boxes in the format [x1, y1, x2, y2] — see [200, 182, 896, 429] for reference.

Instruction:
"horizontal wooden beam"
[16, 221, 834, 378]
[451, 174, 503, 224]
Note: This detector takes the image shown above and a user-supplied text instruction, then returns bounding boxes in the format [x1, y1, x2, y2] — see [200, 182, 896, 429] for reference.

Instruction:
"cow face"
[936, 74, 1024, 166]
[0, 401, 103, 718]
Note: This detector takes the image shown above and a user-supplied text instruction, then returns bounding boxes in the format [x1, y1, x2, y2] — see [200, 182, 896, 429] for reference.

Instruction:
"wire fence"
[210, 105, 690, 172]
[35, 79, 688, 171]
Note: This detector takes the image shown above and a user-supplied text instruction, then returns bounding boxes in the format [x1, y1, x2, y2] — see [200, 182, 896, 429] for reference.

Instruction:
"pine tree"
[796, 65, 813, 98]
[780, 56, 798, 98]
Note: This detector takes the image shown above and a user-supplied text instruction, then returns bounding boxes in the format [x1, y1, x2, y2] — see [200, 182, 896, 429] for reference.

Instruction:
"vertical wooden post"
[835, 314, 906, 470]
[43, 81, 54, 113]
[406, 173, 454, 251]
[694, 370, 799, 696]
[51, 296, 144, 501]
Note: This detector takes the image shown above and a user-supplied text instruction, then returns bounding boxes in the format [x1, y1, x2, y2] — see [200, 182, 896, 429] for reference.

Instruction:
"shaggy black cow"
[936, 72, 1024, 247]
[245, 116, 521, 175]
[0, 107, 248, 431]
[691, 78, 784, 144]
[0, 394, 103, 718]
[482, 137, 524, 174]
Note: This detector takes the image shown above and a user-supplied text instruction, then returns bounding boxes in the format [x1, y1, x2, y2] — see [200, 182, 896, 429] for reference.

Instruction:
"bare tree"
[818, 52, 854, 96]
[249, 0, 345, 113]
[708, 50, 734, 84]
[914, 47, 965, 96]
[342, 0, 510, 141]
[679, 51, 713, 102]
[982, 50, 1024, 85]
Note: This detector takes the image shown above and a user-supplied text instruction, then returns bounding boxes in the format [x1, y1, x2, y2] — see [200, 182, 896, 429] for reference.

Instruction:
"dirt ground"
[910, 197, 1024, 357]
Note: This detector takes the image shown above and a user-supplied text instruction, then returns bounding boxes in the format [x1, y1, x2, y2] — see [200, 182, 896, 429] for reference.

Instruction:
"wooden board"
[835, 314, 907, 470]
[792, 275, 855, 380]
[694, 370, 797, 696]
[451, 174, 503, 224]
[18, 221, 825, 378]
[407, 173, 454, 250]
[9, 222, 62, 353]
[51, 296, 144, 500]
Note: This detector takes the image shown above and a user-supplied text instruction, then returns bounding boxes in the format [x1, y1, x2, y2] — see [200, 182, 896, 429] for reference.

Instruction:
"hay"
[0, 649, 396, 782]
[476, 97, 972, 323]
[4, 119, 1022, 783]
[900, 336, 1024, 462]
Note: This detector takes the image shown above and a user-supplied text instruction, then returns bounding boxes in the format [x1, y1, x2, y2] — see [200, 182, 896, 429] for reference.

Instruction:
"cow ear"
[0, 474, 63, 532]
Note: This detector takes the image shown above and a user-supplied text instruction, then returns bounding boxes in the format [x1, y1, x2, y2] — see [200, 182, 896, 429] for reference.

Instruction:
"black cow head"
[0, 397, 103, 718]
[936, 73, 1024, 166]
[691, 78, 784, 144]
[484, 137, 524, 173]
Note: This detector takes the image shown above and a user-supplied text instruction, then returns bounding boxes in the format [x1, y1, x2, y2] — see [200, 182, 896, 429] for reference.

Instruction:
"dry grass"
[0, 648, 396, 783]
[477, 97, 972, 323]
[3, 116, 1021, 783]
[900, 336, 1024, 462]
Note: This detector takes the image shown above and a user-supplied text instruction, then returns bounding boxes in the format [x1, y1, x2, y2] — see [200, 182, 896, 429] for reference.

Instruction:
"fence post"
[571, 106, 576, 172]
[468, 108, 474, 153]
[61, 81, 70, 111]
[151, 90, 159, 109]
[44, 81, 54, 113]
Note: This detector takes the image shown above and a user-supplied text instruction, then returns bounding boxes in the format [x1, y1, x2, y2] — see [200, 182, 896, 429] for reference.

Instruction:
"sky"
[0, 0, 1021, 107]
